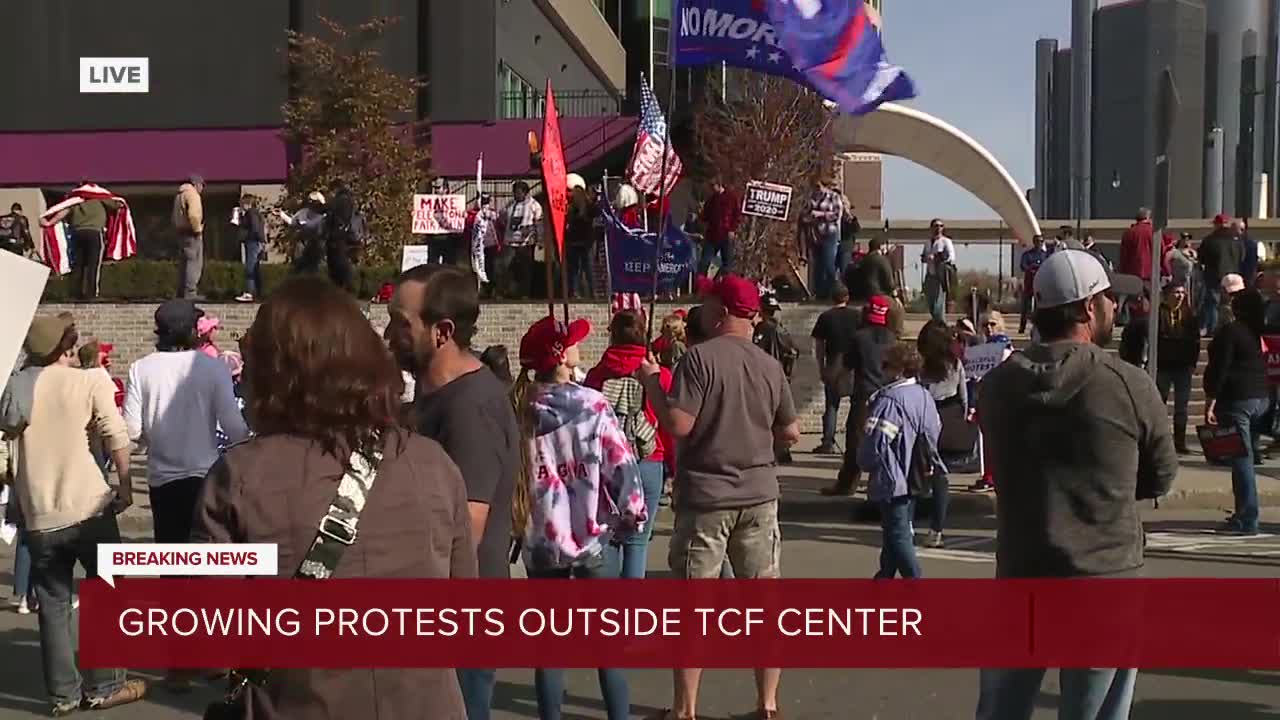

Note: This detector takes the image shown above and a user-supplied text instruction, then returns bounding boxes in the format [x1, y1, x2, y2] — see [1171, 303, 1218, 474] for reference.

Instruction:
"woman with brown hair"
[192, 276, 476, 720]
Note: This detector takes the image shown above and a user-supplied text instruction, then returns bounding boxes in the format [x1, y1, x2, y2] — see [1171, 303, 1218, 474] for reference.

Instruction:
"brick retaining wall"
[39, 302, 890, 435]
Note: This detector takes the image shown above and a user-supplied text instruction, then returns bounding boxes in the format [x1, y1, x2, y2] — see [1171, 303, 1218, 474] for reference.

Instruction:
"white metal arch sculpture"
[834, 102, 1042, 243]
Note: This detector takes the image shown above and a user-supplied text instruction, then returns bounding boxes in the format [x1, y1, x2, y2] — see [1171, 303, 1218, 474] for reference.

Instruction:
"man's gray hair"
[1137, 207, 1152, 220]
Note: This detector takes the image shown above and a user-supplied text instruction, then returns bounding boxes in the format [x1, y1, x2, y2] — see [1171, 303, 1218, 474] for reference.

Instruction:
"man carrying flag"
[39, 181, 138, 300]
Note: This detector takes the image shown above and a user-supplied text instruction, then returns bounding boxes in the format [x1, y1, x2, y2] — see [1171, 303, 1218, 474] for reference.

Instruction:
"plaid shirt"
[805, 189, 843, 236]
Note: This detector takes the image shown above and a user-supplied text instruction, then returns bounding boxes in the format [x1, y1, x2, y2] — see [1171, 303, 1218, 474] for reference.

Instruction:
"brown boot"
[87, 678, 147, 710]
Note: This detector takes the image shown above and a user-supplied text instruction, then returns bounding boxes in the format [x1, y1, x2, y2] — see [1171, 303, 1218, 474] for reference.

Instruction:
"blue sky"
[880, 0, 1071, 220]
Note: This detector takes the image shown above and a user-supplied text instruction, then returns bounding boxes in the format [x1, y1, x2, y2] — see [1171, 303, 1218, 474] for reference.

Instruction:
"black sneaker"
[1217, 519, 1260, 536]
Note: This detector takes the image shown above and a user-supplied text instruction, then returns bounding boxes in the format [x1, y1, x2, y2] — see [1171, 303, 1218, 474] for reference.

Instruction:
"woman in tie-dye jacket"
[511, 314, 647, 720]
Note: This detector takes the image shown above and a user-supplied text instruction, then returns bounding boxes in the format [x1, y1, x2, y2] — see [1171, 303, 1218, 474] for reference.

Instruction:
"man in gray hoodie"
[975, 250, 1177, 720]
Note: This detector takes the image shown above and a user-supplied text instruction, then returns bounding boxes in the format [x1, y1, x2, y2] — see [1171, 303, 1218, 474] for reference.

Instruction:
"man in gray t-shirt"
[638, 273, 799, 720]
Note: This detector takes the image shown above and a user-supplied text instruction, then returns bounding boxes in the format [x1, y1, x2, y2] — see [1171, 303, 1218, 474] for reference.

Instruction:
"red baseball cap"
[698, 274, 760, 319]
[519, 315, 591, 373]
[866, 295, 892, 327]
[1214, 213, 1232, 226]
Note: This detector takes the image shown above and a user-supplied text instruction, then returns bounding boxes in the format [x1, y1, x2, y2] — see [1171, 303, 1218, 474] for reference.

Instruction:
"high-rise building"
[1205, 0, 1278, 217]
[1033, 40, 1074, 220]
[1071, 0, 1096, 221]
[1091, 0, 1206, 219]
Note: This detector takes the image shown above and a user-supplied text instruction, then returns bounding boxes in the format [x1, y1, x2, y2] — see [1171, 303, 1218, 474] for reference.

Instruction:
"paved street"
[1, 449, 1277, 719]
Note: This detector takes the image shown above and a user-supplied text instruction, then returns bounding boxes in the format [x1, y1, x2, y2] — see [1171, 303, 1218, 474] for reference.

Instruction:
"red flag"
[541, 80, 568, 259]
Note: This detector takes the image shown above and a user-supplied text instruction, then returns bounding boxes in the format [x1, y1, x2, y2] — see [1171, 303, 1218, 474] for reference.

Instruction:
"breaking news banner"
[95, 543, 279, 587]
[77, 579, 1280, 669]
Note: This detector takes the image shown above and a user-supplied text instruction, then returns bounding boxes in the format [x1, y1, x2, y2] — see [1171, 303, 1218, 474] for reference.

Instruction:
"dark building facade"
[1092, 0, 1206, 220]
[1205, 0, 1278, 217]
[1033, 40, 1074, 220]
[0, 0, 628, 186]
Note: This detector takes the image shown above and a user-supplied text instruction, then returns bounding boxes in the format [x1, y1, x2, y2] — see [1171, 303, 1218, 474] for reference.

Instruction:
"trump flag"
[672, 0, 916, 115]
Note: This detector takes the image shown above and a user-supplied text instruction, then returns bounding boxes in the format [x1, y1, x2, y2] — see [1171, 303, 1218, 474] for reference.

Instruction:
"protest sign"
[742, 181, 794, 221]
[411, 194, 465, 235]
[1264, 336, 1280, 385]
[401, 245, 434, 272]
[0, 251, 51, 381]
[964, 341, 1011, 382]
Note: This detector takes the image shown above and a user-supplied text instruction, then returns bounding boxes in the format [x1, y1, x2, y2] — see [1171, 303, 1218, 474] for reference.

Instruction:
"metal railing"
[499, 90, 622, 119]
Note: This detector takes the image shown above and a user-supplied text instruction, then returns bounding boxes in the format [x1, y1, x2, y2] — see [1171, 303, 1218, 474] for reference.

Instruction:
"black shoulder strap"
[295, 447, 383, 579]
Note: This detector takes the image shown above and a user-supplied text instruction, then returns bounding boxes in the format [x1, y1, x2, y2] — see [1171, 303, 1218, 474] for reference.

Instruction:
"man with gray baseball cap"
[974, 250, 1177, 720]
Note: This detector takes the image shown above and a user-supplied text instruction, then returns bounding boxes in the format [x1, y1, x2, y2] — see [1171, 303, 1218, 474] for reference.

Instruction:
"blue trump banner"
[673, 0, 916, 115]
[600, 198, 694, 295]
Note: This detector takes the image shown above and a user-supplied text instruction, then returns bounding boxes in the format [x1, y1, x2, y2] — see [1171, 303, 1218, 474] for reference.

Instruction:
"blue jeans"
[1201, 287, 1222, 335]
[26, 511, 126, 706]
[1225, 397, 1268, 531]
[697, 237, 735, 276]
[526, 560, 629, 720]
[457, 668, 496, 720]
[837, 239, 854, 282]
[244, 240, 263, 297]
[813, 231, 840, 299]
[821, 385, 843, 448]
[13, 534, 33, 604]
[874, 496, 920, 579]
[976, 668, 1137, 720]
[605, 460, 664, 579]
[925, 275, 947, 323]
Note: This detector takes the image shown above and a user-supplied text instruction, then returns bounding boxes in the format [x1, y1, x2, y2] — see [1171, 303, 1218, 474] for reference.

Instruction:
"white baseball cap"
[1221, 273, 1246, 294]
[1033, 250, 1144, 309]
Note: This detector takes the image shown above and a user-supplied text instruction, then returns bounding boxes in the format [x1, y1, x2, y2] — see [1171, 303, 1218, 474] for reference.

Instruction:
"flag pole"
[647, 70, 678, 342]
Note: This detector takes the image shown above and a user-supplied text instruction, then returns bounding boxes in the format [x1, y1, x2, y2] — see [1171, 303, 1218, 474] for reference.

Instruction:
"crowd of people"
[4, 212, 1267, 720]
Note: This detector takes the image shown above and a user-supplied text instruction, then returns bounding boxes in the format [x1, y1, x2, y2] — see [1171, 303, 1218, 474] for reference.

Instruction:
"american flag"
[626, 75, 684, 197]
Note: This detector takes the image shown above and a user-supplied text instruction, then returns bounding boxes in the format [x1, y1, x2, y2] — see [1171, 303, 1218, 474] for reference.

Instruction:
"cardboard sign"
[541, 80, 568, 259]
[401, 245, 434, 272]
[964, 341, 1011, 382]
[0, 251, 52, 381]
[742, 180, 794, 221]
[1263, 336, 1280, 385]
[411, 194, 466, 235]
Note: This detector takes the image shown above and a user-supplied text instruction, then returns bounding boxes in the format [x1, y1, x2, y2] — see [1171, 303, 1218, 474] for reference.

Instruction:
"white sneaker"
[235, 293, 255, 303]
[72, 596, 79, 610]
[926, 531, 945, 549]
[16, 598, 33, 614]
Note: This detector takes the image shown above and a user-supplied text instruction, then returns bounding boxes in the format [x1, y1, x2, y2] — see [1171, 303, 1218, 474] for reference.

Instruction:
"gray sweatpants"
[177, 234, 203, 298]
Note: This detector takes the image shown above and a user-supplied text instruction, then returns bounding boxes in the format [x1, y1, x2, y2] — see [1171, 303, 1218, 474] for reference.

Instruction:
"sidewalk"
[107, 438, 1278, 537]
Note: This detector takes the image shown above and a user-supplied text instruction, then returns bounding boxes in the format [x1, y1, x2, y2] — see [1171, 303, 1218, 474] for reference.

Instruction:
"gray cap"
[1033, 250, 1143, 309]
[188, 174, 205, 187]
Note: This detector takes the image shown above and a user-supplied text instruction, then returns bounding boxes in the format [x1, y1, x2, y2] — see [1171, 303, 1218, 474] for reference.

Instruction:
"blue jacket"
[857, 378, 945, 502]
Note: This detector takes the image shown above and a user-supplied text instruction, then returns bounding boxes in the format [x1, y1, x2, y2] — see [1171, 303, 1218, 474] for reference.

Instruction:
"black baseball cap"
[154, 299, 204, 337]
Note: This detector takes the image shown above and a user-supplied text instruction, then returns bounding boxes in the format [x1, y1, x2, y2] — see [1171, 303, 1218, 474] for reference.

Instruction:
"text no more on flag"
[541, 80, 568, 260]
[672, 0, 916, 116]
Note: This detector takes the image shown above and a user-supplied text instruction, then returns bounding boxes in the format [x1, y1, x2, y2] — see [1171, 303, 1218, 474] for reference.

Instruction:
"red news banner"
[80, 579, 1280, 669]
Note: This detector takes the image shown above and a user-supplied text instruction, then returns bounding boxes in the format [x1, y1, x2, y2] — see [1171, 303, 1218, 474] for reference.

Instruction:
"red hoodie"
[583, 344, 675, 474]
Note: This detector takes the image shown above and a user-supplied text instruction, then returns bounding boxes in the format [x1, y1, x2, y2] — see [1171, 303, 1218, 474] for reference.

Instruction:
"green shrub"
[40, 260, 400, 302]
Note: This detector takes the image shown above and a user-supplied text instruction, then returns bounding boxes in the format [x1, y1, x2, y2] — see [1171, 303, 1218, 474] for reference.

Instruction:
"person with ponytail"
[511, 315, 647, 720]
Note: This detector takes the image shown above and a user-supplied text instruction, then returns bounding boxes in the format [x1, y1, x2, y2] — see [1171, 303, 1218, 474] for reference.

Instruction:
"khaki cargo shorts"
[668, 500, 781, 579]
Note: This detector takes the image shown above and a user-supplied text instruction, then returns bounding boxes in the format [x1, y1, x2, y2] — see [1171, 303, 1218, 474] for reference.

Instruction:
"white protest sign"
[411, 194, 466, 235]
[0, 252, 51, 381]
[963, 342, 1011, 382]
[401, 245, 434, 272]
[742, 180, 794, 221]
[96, 543, 279, 587]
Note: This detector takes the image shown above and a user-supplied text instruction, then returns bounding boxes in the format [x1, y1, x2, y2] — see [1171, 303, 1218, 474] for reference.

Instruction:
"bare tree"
[693, 72, 836, 283]
[282, 17, 429, 265]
